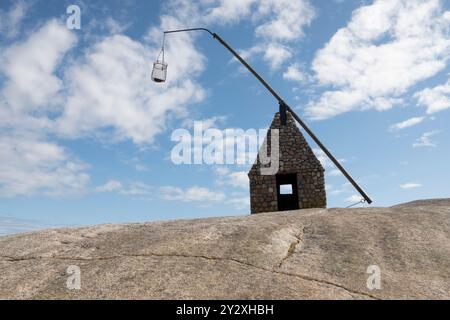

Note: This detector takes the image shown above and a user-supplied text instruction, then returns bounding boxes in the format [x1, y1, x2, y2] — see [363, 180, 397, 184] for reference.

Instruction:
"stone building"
[248, 111, 326, 214]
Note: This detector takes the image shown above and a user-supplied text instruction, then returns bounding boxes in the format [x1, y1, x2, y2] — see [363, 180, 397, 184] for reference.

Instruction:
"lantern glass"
[151, 61, 168, 83]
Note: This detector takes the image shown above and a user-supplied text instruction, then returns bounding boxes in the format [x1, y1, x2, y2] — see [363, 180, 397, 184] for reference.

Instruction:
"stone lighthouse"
[248, 111, 326, 214]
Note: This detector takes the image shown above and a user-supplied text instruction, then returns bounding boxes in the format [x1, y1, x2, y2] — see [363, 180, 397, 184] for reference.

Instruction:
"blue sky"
[0, 0, 449, 235]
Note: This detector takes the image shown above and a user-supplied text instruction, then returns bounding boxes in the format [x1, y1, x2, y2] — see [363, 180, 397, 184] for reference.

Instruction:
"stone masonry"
[248, 111, 326, 213]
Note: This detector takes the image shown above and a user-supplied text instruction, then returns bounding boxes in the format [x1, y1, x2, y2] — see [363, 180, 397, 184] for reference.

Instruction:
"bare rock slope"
[1, 199, 450, 299]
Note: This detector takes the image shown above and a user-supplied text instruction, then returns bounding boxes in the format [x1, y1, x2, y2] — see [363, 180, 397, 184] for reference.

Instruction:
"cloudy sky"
[0, 0, 449, 235]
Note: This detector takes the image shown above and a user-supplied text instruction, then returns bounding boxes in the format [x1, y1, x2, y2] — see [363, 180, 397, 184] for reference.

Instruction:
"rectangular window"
[279, 184, 293, 195]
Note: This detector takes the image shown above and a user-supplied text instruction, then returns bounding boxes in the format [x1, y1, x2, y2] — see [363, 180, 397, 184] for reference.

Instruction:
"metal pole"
[163, 28, 373, 205]
[164, 28, 214, 36]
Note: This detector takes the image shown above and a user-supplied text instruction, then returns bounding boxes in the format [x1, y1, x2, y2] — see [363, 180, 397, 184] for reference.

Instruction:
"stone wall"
[248, 111, 326, 213]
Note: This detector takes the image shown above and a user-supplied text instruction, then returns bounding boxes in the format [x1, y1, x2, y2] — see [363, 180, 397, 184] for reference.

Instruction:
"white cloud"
[197, 0, 315, 42]
[0, 134, 90, 197]
[390, 116, 425, 131]
[227, 196, 249, 210]
[160, 185, 225, 202]
[0, 20, 92, 198]
[313, 148, 346, 171]
[0, 15, 206, 147]
[228, 171, 249, 188]
[120, 182, 154, 196]
[167, 0, 315, 70]
[95, 179, 230, 203]
[263, 44, 292, 70]
[202, 0, 256, 24]
[104, 17, 130, 35]
[0, 19, 76, 112]
[122, 156, 150, 172]
[253, 0, 316, 42]
[94, 180, 153, 196]
[95, 180, 123, 193]
[57, 21, 206, 145]
[213, 165, 251, 214]
[399, 182, 422, 189]
[413, 130, 439, 148]
[314, 147, 353, 185]
[182, 116, 227, 131]
[0, 18, 206, 195]
[415, 79, 450, 114]
[239, 43, 293, 71]
[0, 1, 30, 39]
[283, 63, 306, 82]
[214, 166, 230, 176]
[215, 168, 249, 188]
[307, 0, 450, 120]
[327, 181, 352, 196]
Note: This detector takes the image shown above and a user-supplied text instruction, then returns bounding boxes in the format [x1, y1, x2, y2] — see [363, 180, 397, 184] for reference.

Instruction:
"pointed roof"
[249, 111, 324, 176]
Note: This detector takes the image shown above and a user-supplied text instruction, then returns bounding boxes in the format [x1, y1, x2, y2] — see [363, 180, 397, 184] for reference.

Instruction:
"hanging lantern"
[151, 59, 168, 83]
[151, 35, 168, 83]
